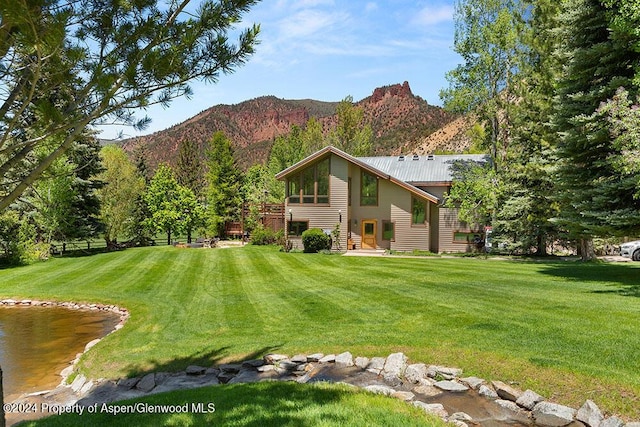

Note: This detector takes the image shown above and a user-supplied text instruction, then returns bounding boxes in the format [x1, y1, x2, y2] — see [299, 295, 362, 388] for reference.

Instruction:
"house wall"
[348, 164, 430, 252]
[286, 154, 349, 251]
[421, 185, 475, 253]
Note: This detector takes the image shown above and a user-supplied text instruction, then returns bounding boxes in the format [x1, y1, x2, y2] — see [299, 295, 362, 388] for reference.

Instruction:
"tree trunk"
[1, 365, 5, 427]
[535, 234, 548, 256]
[580, 238, 596, 261]
[167, 229, 172, 246]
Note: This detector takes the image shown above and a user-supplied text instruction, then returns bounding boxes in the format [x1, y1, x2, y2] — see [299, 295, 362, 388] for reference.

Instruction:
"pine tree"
[205, 132, 243, 237]
[492, 0, 560, 255]
[552, 0, 640, 258]
[175, 139, 204, 198]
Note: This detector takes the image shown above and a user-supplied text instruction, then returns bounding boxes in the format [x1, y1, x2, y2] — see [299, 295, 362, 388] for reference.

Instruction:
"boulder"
[242, 359, 265, 368]
[135, 373, 156, 393]
[116, 377, 139, 390]
[577, 400, 604, 427]
[491, 380, 523, 402]
[318, 354, 336, 363]
[405, 363, 428, 384]
[291, 354, 308, 363]
[495, 399, 532, 424]
[70, 374, 87, 393]
[451, 412, 474, 422]
[391, 391, 415, 401]
[264, 354, 289, 364]
[412, 401, 449, 418]
[363, 384, 396, 396]
[366, 357, 386, 374]
[601, 417, 624, 427]
[478, 384, 499, 399]
[516, 389, 545, 410]
[459, 376, 485, 390]
[413, 384, 443, 397]
[383, 352, 407, 378]
[84, 339, 101, 352]
[354, 356, 369, 369]
[533, 401, 577, 427]
[307, 353, 324, 362]
[335, 351, 354, 366]
[185, 365, 207, 375]
[427, 365, 463, 379]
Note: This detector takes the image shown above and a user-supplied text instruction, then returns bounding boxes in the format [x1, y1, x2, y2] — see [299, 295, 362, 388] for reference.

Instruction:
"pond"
[0, 305, 120, 402]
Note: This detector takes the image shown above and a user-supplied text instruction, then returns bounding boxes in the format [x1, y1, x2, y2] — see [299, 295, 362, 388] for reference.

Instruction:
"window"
[286, 158, 330, 204]
[360, 171, 378, 206]
[453, 232, 481, 243]
[288, 221, 309, 236]
[288, 177, 300, 204]
[412, 197, 427, 225]
[316, 159, 329, 204]
[382, 221, 395, 241]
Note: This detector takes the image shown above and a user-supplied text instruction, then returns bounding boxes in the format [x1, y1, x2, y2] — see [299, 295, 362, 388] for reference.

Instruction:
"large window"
[288, 221, 309, 236]
[412, 197, 427, 225]
[360, 171, 378, 206]
[287, 158, 330, 204]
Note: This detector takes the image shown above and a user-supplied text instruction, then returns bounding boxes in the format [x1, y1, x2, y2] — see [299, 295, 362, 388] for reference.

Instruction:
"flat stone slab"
[491, 380, 523, 402]
[434, 380, 469, 392]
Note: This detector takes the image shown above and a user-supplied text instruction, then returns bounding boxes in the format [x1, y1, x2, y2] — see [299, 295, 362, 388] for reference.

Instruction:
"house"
[275, 146, 489, 253]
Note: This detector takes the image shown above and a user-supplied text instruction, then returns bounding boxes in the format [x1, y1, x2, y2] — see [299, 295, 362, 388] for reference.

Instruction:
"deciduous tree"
[96, 145, 144, 247]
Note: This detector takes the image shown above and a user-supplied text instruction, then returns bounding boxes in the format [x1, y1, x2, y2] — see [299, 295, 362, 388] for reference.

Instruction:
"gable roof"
[275, 146, 488, 204]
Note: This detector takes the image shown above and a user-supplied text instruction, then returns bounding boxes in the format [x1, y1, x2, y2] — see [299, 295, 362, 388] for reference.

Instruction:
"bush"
[301, 228, 331, 253]
[250, 226, 284, 246]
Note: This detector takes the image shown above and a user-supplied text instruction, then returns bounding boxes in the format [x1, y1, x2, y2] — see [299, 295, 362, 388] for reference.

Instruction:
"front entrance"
[361, 220, 377, 249]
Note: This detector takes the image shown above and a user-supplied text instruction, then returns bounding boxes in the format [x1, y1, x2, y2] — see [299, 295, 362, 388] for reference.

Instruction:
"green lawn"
[2, 245, 640, 419]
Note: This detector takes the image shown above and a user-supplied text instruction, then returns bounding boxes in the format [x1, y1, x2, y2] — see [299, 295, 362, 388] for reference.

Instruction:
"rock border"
[11, 348, 640, 427]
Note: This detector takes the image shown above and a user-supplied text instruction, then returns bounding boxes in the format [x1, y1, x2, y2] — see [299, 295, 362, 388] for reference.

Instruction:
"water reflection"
[0, 306, 119, 401]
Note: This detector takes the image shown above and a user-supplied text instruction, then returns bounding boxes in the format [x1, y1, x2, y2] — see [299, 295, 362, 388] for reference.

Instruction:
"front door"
[361, 220, 377, 249]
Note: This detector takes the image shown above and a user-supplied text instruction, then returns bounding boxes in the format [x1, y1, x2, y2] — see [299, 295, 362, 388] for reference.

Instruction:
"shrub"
[250, 226, 284, 246]
[301, 228, 331, 253]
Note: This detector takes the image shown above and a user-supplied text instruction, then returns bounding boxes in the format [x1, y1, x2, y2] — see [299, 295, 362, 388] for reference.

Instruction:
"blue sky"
[99, 0, 459, 140]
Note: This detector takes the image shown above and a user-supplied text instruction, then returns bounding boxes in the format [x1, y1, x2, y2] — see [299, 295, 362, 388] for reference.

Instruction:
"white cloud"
[277, 9, 348, 38]
[412, 5, 454, 26]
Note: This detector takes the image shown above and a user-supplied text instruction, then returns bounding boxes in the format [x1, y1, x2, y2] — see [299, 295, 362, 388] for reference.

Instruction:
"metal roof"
[357, 154, 489, 184]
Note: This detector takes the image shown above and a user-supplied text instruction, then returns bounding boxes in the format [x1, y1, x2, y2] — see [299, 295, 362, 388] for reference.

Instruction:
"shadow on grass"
[121, 345, 283, 378]
[538, 261, 640, 297]
[22, 382, 364, 427]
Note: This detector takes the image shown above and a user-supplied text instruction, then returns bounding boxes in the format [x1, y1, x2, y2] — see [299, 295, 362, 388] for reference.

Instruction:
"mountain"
[122, 81, 471, 171]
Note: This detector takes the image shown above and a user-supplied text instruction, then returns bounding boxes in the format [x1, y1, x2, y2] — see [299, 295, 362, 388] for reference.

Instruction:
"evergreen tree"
[205, 132, 243, 237]
[127, 143, 155, 245]
[492, 0, 561, 255]
[552, 0, 640, 258]
[175, 139, 205, 198]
